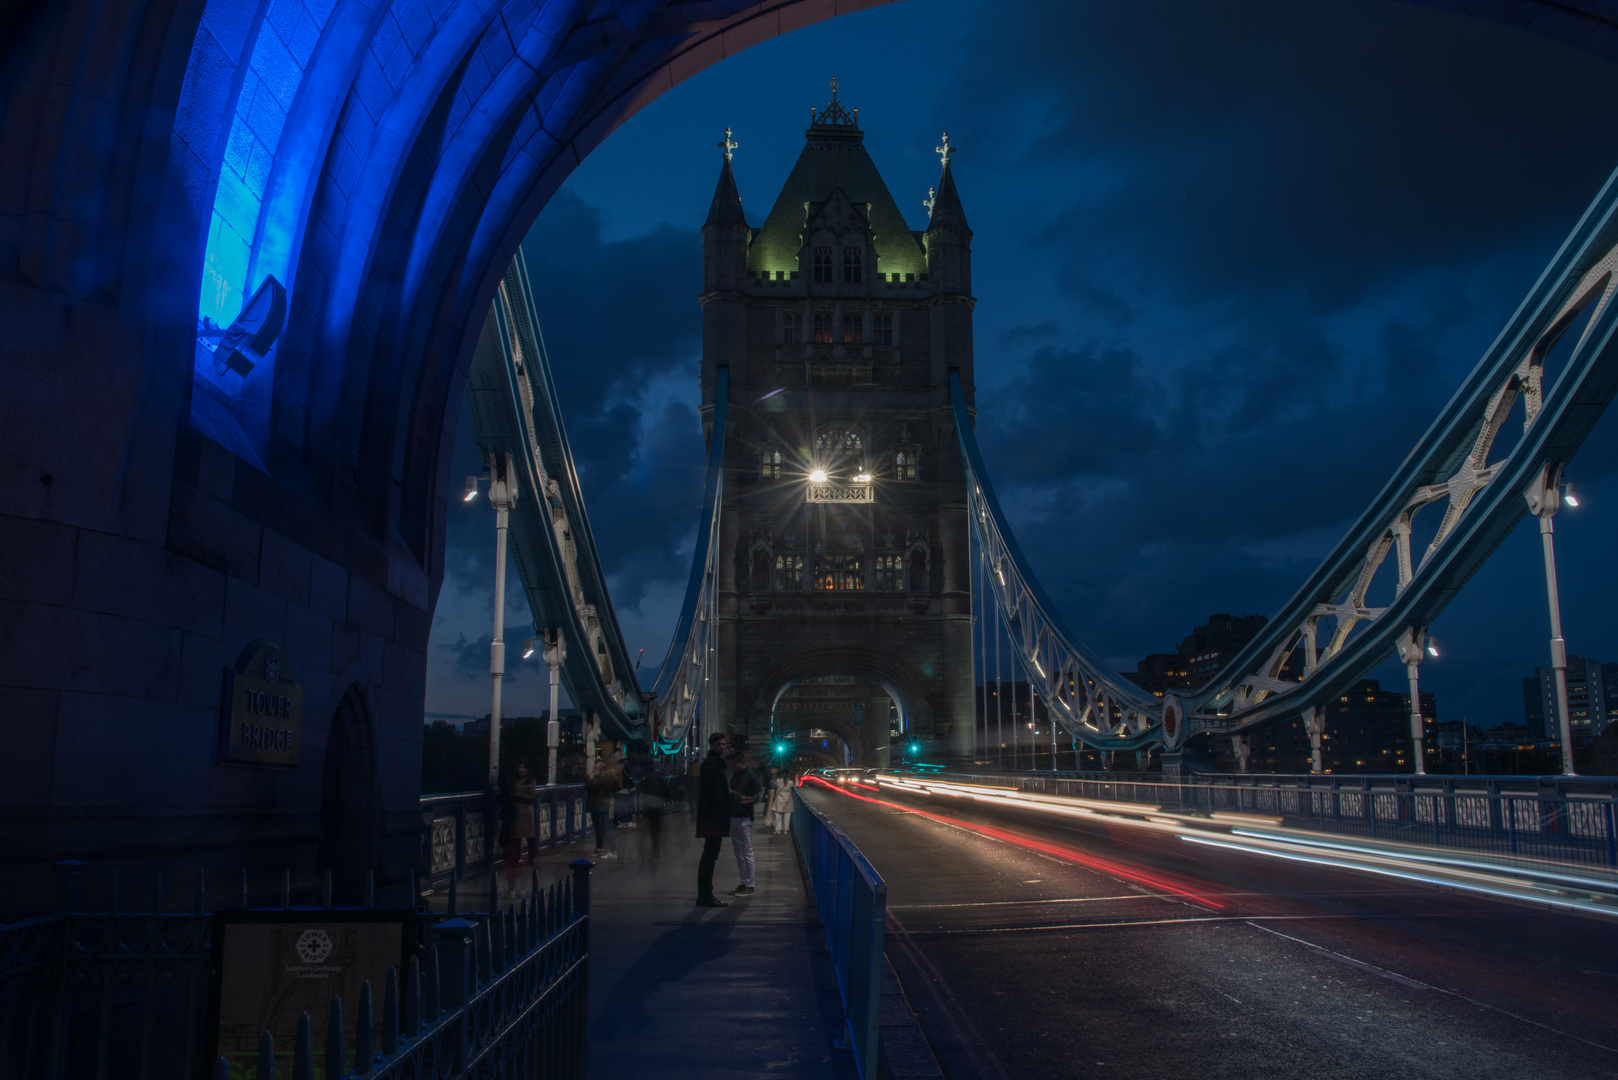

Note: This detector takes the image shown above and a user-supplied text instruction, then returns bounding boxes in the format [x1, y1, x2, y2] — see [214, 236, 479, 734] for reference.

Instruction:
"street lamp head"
[1564, 481, 1580, 507]
[1426, 638, 1439, 658]
[854, 472, 872, 483]
[463, 476, 480, 502]
[808, 468, 828, 483]
[521, 637, 537, 660]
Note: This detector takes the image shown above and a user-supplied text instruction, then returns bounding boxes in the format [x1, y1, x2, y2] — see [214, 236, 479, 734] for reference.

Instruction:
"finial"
[831, 76, 838, 100]
[923, 187, 935, 216]
[718, 126, 738, 162]
[936, 132, 955, 169]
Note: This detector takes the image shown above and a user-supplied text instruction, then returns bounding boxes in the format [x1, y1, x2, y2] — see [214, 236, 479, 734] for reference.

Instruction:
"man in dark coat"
[695, 731, 732, 907]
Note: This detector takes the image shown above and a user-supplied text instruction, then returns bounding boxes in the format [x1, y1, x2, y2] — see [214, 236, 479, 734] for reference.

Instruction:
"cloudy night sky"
[424, 0, 1618, 731]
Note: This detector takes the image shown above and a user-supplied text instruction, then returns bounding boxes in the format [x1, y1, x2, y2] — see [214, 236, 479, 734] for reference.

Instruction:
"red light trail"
[804, 775, 1224, 909]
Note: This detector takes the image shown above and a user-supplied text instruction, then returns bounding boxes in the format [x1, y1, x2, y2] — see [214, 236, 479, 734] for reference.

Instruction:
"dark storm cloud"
[955, 0, 1618, 310]
[440, 632, 526, 683]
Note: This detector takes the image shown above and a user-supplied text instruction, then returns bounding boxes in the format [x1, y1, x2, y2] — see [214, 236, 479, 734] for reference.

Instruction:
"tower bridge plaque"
[218, 639, 302, 767]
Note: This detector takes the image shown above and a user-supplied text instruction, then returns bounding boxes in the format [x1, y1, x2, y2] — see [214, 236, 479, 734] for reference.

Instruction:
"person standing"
[695, 731, 732, 906]
[640, 765, 669, 859]
[587, 757, 621, 860]
[727, 750, 761, 896]
[502, 759, 538, 898]
[768, 770, 794, 835]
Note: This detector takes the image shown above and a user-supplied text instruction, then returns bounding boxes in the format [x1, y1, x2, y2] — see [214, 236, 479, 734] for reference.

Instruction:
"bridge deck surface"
[435, 806, 857, 1079]
[803, 779, 1618, 1080]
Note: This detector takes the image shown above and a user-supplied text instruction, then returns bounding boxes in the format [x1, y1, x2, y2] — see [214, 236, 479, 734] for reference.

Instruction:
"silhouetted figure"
[695, 732, 732, 906]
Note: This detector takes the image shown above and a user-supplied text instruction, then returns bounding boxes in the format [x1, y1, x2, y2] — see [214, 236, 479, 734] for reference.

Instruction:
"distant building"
[1522, 656, 1618, 745]
[1123, 613, 1269, 699]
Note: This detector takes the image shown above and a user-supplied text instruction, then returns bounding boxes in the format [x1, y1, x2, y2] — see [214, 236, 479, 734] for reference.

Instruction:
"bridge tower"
[700, 89, 976, 765]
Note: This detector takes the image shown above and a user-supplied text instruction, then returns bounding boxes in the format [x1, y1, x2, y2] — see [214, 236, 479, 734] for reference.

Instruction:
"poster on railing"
[204, 910, 415, 1078]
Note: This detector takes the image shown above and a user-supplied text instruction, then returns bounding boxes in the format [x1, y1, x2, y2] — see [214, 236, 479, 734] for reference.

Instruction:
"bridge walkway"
[428, 806, 858, 1079]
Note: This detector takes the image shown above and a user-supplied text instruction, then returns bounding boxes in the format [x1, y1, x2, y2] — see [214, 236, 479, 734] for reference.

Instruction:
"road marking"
[1243, 921, 1618, 1053]
[889, 894, 1168, 911]
[1244, 922, 1430, 989]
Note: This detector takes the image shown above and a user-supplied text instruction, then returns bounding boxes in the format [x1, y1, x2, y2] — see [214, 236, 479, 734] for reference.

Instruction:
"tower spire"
[925, 132, 969, 232]
[705, 127, 746, 229]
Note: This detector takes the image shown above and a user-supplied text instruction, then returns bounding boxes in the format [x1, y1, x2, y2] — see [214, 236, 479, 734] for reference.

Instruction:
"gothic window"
[783, 312, 803, 345]
[843, 247, 863, 283]
[894, 450, 917, 482]
[816, 553, 864, 591]
[813, 246, 833, 283]
[873, 313, 894, 346]
[760, 447, 781, 481]
[751, 548, 771, 591]
[874, 553, 903, 591]
[843, 314, 862, 344]
[774, 553, 804, 591]
[812, 313, 833, 343]
[909, 549, 928, 591]
[815, 427, 863, 455]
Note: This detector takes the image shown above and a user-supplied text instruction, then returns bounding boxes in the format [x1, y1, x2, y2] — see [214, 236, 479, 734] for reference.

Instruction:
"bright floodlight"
[1427, 639, 1439, 658]
[463, 476, 480, 502]
[854, 472, 872, 483]
[808, 468, 828, 483]
[1565, 481, 1580, 507]
[521, 637, 537, 660]
[909, 743, 920, 754]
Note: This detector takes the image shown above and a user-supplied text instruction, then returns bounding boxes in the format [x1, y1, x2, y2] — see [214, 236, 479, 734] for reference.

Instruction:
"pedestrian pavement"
[428, 809, 859, 1079]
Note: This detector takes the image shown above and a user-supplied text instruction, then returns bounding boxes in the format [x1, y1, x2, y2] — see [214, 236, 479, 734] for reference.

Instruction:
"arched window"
[894, 450, 917, 482]
[843, 313, 862, 344]
[874, 553, 903, 591]
[816, 427, 863, 455]
[817, 553, 864, 591]
[843, 246, 863, 283]
[812, 313, 832, 343]
[760, 447, 781, 481]
[782, 312, 803, 345]
[774, 553, 804, 591]
[813, 247, 833, 283]
[873, 313, 894, 346]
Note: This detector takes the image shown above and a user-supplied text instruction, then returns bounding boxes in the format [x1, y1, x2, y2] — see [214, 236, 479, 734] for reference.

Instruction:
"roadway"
[800, 777, 1618, 1080]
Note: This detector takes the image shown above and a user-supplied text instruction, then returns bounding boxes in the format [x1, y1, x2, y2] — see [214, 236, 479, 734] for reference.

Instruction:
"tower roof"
[704, 127, 747, 229]
[925, 135, 970, 234]
[748, 84, 925, 277]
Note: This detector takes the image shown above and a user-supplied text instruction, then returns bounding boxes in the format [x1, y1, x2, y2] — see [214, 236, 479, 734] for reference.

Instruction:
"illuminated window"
[783, 312, 803, 345]
[816, 427, 863, 454]
[873, 313, 893, 346]
[774, 553, 804, 591]
[813, 313, 833, 343]
[843, 314, 862, 344]
[894, 449, 917, 482]
[874, 553, 903, 590]
[843, 246, 863, 283]
[760, 448, 781, 481]
[816, 553, 864, 591]
[814, 247, 833, 283]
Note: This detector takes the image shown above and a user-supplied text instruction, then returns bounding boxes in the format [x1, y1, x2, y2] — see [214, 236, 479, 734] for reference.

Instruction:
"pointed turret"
[703, 127, 749, 292]
[702, 127, 750, 387]
[923, 133, 972, 294]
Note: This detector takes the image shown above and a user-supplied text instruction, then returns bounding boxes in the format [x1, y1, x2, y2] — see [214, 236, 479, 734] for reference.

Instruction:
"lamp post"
[1525, 464, 1578, 775]
[467, 453, 518, 788]
[1394, 627, 1428, 776]
[543, 631, 566, 786]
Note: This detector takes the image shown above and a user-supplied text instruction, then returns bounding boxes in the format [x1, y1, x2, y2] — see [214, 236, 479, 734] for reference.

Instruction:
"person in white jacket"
[768, 772, 794, 834]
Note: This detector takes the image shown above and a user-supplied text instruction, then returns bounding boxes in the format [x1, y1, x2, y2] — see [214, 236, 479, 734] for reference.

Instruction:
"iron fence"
[421, 784, 588, 894]
[1, 860, 592, 1080]
[792, 783, 885, 1080]
[919, 771, 1618, 879]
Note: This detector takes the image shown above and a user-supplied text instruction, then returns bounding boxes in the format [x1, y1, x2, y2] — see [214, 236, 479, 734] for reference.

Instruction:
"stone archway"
[319, 683, 377, 904]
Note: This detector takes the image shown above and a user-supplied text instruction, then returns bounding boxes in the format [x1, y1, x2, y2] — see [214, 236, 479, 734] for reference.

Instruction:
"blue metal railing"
[791, 783, 886, 1079]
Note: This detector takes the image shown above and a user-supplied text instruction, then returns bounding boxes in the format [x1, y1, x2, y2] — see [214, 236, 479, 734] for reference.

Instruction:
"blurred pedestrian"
[768, 770, 794, 835]
[695, 732, 732, 907]
[640, 766, 669, 858]
[502, 759, 538, 898]
[587, 757, 621, 860]
[728, 750, 761, 896]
